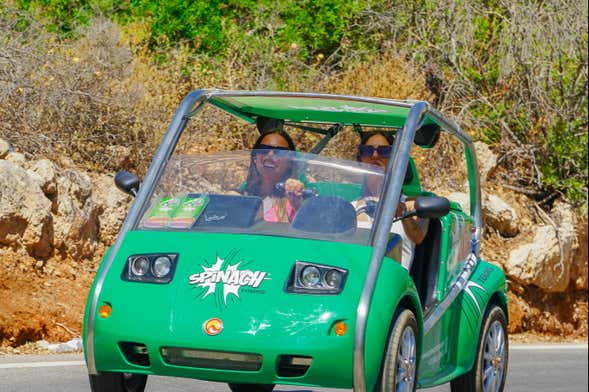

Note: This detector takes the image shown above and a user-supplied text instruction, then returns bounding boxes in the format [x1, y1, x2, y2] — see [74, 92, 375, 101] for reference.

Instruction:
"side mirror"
[414, 196, 450, 218]
[114, 171, 140, 197]
[414, 123, 441, 148]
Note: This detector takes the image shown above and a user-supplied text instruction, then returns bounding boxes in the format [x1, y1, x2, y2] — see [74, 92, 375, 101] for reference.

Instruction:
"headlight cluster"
[287, 261, 348, 294]
[122, 254, 178, 284]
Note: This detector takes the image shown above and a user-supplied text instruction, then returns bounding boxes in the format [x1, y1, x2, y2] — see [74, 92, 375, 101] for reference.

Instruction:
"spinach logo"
[189, 252, 270, 306]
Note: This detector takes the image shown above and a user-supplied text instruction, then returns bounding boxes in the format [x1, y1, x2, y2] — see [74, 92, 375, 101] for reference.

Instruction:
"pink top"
[263, 198, 296, 222]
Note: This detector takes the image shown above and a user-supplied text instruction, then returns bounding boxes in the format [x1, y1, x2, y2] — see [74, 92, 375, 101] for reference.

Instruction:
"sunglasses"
[253, 144, 292, 157]
[358, 144, 392, 158]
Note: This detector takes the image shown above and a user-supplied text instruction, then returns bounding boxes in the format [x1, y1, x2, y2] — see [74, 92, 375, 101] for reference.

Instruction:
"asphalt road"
[0, 344, 586, 392]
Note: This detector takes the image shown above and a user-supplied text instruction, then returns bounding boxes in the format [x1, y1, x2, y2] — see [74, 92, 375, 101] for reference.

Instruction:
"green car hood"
[86, 230, 396, 387]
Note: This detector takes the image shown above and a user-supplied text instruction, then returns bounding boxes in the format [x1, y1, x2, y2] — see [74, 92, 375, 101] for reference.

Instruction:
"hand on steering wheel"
[355, 197, 378, 218]
[274, 180, 317, 207]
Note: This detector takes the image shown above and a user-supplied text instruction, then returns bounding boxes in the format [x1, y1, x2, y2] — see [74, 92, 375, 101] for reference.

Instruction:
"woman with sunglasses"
[354, 132, 429, 270]
[242, 130, 304, 223]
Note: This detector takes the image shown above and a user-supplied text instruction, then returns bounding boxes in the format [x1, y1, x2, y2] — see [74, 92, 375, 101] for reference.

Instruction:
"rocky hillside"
[0, 136, 586, 346]
[0, 138, 131, 345]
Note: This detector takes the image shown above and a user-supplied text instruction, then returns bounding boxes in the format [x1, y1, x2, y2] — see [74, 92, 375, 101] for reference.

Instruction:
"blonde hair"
[271, 197, 290, 222]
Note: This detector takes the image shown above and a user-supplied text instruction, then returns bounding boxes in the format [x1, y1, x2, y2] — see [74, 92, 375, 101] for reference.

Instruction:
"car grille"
[160, 347, 262, 371]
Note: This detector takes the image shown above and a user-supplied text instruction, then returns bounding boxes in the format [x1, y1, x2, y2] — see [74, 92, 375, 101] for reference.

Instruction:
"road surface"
[0, 344, 586, 391]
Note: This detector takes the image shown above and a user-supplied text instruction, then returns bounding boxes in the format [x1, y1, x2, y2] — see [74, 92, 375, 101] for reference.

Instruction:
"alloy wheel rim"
[482, 320, 506, 392]
[395, 326, 417, 392]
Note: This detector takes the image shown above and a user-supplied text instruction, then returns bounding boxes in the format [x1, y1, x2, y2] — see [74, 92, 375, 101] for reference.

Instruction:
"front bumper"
[91, 300, 355, 388]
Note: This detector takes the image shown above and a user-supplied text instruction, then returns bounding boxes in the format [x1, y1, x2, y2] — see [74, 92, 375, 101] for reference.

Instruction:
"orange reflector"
[99, 304, 112, 318]
[334, 321, 348, 336]
[203, 318, 223, 336]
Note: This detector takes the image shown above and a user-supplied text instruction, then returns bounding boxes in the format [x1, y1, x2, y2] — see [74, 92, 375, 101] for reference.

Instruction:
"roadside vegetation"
[1, 0, 587, 211]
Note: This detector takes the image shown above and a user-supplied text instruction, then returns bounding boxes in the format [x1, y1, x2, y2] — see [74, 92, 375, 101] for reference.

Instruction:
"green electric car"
[83, 90, 508, 392]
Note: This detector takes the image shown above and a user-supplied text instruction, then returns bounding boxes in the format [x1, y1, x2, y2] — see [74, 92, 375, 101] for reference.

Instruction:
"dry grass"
[0, 7, 441, 175]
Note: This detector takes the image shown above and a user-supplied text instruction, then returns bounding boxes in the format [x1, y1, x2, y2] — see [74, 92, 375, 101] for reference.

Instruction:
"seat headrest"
[292, 196, 356, 234]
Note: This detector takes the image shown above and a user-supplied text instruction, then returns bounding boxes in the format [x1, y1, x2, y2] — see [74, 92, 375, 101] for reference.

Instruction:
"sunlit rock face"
[506, 201, 577, 293]
[484, 194, 519, 238]
[0, 160, 53, 258]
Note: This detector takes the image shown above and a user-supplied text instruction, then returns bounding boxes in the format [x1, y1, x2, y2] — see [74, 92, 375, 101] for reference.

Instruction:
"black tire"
[89, 372, 147, 392]
[377, 308, 419, 392]
[228, 383, 275, 392]
[451, 305, 508, 392]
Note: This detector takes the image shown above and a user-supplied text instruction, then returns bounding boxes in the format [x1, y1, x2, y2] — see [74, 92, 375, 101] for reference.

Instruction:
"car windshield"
[136, 150, 384, 245]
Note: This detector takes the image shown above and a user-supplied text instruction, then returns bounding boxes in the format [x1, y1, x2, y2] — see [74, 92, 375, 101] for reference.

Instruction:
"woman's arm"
[398, 199, 429, 245]
[284, 178, 305, 210]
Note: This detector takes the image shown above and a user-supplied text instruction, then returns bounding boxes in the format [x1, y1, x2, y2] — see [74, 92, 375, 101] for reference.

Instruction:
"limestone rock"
[0, 160, 53, 257]
[93, 174, 132, 244]
[483, 194, 519, 237]
[506, 222, 575, 292]
[28, 159, 57, 197]
[550, 201, 586, 290]
[474, 141, 497, 184]
[53, 170, 99, 259]
[5, 152, 25, 167]
[0, 138, 10, 159]
[571, 245, 588, 290]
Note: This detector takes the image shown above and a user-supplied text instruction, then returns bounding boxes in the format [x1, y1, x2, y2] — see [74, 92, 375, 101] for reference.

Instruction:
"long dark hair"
[356, 131, 395, 161]
[243, 130, 296, 197]
[357, 131, 393, 197]
[357, 131, 415, 197]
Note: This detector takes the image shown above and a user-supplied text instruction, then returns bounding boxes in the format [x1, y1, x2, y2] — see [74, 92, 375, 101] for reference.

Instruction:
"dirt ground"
[1, 243, 587, 352]
[0, 249, 99, 347]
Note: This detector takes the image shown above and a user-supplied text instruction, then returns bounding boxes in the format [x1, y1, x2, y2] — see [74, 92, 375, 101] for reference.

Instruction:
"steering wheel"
[355, 198, 377, 218]
[274, 182, 317, 199]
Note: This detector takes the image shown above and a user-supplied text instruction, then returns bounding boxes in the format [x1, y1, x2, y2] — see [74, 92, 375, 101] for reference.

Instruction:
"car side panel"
[364, 257, 423, 391]
[417, 209, 473, 385]
[438, 210, 474, 299]
[452, 261, 507, 372]
[439, 260, 507, 384]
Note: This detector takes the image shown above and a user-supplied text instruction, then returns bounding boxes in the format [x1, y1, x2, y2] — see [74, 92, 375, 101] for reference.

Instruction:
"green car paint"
[208, 95, 441, 131]
[363, 256, 424, 389]
[84, 90, 508, 392]
[86, 230, 411, 387]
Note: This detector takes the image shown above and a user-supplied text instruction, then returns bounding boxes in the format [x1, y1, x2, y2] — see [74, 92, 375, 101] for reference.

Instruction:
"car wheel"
[89, 372, 147, 392]
[377, 308, 418, 392]
[451, 305, 508, 392]
[228, 383, 275, 392]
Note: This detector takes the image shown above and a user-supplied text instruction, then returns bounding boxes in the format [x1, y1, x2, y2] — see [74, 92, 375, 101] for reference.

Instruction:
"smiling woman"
[242, 130, 305, 222]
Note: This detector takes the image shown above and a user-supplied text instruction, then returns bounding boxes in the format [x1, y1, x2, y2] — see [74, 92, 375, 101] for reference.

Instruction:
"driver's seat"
[410, 219, 442, 312]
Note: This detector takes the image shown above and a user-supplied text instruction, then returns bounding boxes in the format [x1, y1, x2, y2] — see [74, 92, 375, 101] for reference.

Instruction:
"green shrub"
[541, 119, 588, 209]
[15, 0, 122, 33]
[16, 0, 364, 62]
[7, 0, 589, 210]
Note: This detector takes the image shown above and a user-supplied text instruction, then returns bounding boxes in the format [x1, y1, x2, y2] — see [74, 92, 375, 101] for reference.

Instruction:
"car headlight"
[287, 261, 348, 294]
[123, 254, 178, 284]
[152, 256, 172, 278]
[301, 266, 321, 287]
[131, 256, 150, 276]
[324, 269, 344, 288]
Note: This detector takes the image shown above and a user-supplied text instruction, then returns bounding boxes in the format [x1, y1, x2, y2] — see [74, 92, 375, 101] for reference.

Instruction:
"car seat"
[410, 219, 442, 312]
[291, 196, 357, 234]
